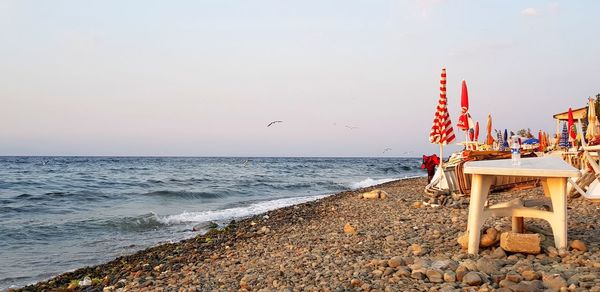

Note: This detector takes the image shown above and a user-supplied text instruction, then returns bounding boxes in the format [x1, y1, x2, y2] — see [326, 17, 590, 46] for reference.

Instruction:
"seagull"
[383, 148, 392, 153]
[345, 125, 359, 130]
[267, 120, 283, 127]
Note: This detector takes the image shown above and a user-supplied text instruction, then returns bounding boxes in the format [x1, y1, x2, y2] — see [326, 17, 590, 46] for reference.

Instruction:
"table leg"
[546, 177, 568, 249]
[467, 174, 494, 255]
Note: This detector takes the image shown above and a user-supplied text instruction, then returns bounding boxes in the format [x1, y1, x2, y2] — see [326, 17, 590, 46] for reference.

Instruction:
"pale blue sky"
[1, 1, 599, 156]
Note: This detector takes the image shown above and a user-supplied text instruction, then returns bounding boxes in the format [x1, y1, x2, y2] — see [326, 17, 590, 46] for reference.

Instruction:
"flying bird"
[383, 148, 392, 153]
[267, 120, 283, 127]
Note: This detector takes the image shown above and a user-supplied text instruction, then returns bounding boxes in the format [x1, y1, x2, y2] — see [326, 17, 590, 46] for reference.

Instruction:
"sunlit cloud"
[521, 7, 539, 16]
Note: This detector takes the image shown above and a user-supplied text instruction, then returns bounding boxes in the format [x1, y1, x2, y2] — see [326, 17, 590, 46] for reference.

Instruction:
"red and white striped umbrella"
[457, 79, 473, 132]
[429, 67, 456, 145]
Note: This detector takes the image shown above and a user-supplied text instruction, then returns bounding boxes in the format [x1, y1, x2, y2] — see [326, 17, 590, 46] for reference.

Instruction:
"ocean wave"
[141, 190, 224, 199]
[157, 195, 327, 225]
[348, 177, 399, 189]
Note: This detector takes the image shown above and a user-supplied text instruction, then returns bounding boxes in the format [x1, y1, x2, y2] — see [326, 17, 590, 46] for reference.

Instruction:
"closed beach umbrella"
[469, 128, 475, 141]
[474, 122, 480, 142]
[486, 114, 494, 145]
[457, 80, 473, 133]
[560, 123, 570, 148]
[538, 131, 544, 151]
[568, 107, 576, 145]
[586, 98, 599, 141]
[429, 67, 456, 168]
[503, 129, 509, 148]
[496, 130, 503, 150]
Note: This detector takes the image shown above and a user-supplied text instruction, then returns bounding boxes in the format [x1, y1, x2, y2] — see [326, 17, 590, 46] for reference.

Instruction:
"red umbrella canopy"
[457, 79, 472, 131]
[474, 122, 480, 142]
[429, 67, 456, 145]
[486, 114, 494, 145]
[568, 107, 576, 142]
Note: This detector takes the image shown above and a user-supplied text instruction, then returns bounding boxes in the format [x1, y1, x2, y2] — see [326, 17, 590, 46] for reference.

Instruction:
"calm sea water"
[0, 156, 423, 289]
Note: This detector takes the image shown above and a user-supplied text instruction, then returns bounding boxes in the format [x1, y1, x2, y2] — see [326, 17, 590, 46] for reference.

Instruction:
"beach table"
[463, 157, 580, 254]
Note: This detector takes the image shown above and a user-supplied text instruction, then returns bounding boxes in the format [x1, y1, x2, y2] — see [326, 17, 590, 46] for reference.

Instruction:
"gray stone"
[426, 268, 444, 283]
[476, 257, 500, 275]
[542, 274, 567, 289]
[387, 256, 404, 268]
[491, 247, 507, 259]
[443, 270, 456, 283]
[462, 272, 482, 286]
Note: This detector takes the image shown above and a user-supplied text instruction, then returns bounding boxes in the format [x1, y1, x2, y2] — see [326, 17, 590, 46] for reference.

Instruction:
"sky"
[1, 0, 599, 157]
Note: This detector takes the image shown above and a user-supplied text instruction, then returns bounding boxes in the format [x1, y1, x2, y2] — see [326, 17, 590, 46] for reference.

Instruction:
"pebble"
[542, 274, 567, 289]
[387, 256, 404, 268]
[18, 178, 600, 291]
[426, 268, 444, 283]
[570, 240, 587, 252]
[462, 272, 483, 286]
[443, 270, 456, 283]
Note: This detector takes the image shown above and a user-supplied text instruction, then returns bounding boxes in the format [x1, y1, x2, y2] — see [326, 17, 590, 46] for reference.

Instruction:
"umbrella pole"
[439, 144, 445, 180]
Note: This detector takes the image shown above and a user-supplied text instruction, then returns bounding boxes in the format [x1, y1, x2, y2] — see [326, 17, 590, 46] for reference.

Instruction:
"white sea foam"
[157, 194, 328, 225]
[348, 175, 423, 189]
[349, 177, 398, 189]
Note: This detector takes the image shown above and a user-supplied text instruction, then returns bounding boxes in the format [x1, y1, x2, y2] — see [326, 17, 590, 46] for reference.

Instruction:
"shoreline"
[16, 177, 600, 291]
[13, 176, 419, 290]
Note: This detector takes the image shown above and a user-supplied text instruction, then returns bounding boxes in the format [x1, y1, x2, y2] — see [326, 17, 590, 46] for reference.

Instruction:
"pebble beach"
[17, 177, 600, 291]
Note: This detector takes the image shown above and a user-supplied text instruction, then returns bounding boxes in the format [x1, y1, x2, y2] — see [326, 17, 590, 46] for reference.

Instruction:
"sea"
[0, 156, 424, 289]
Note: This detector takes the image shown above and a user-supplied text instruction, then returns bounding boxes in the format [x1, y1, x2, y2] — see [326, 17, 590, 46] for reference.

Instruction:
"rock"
[426, 269, 444, 283]
[67, 282, 78, 289]
[350, 278, 362, 287]
[431, 259, 458, 271]
[411, 269, 426, 280]
[570, 239, 587, 252]
[103, 286, 115, 292]
[546, 246, 559, 257]
[499, 279, 517, 288]
[481, 227, 500, 247]
[455, 265, 469, 282]
[443, 270, 456, 283]
[511, 282, 541, 292]
[409, 243, 428, 256]
[457, 232, 468, 249]
[360, 189, 388, 199]
[395, 266, 411, 277]
[413, 201, 423, 208]
[387, 256, 404, 268]
[343, 223, 357, 235]
[476, 257, 499, 275]
[457, 228, 500, 249]
[462, 272, 483, 286]
[80, 277, 92, 287]
[505, 272, 522, 283]
[542, 274, 567, 289]
[491, 247, 507, 259]
[500, 232, 541, 254]
[522, 270, 540, 281]
[259, 226, 270, 234]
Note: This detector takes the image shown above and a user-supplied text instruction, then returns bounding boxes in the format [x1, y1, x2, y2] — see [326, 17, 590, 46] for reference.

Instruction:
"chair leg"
[467, 174, 494, 254]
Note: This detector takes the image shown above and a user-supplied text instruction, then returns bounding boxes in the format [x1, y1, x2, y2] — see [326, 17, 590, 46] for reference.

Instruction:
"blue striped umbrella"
[559, 122, 570, 148]
[496, 130, 504, 150]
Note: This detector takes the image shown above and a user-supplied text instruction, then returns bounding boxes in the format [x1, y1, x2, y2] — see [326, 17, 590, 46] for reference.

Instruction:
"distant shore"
[17, 177, 600, 291]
